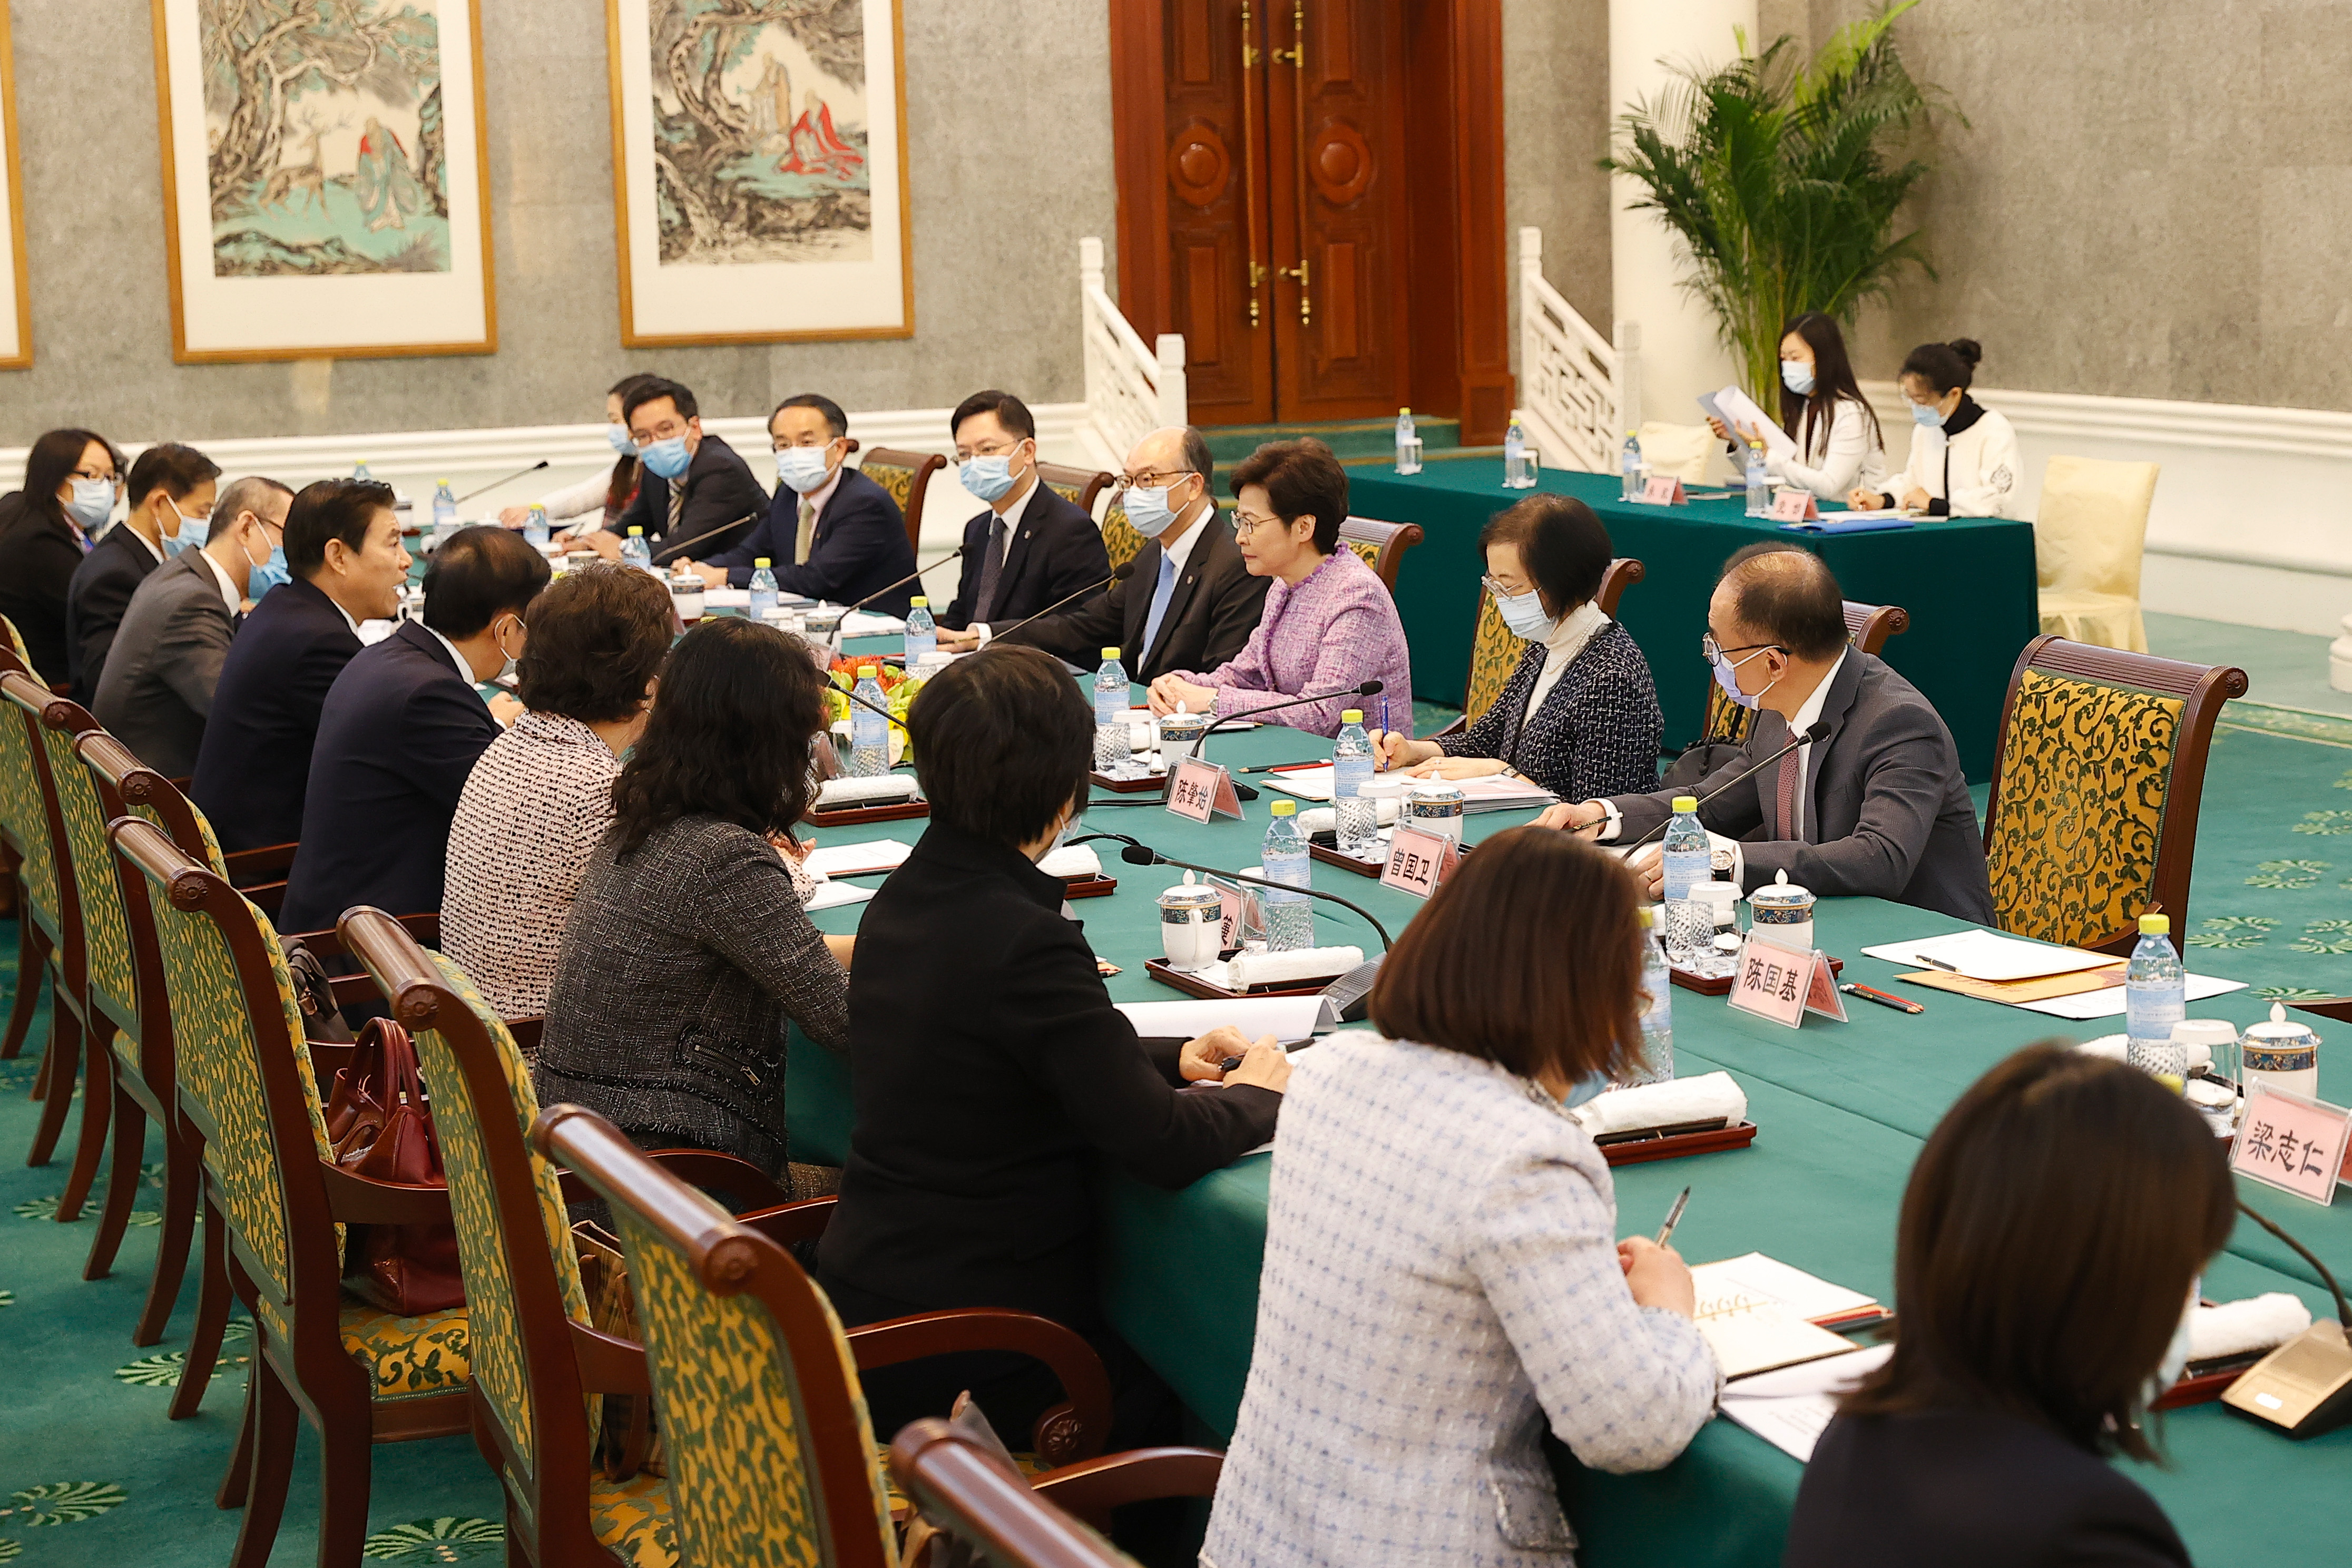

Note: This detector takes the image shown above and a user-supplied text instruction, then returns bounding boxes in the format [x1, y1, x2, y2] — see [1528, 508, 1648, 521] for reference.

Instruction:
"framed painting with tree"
[606, 0, 912, 346]
[151, 0, 495, 361]
[0, 2, 30, 369]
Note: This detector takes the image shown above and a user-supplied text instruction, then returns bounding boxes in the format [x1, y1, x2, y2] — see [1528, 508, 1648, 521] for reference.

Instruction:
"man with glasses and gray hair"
[953, 423, 1268, 680]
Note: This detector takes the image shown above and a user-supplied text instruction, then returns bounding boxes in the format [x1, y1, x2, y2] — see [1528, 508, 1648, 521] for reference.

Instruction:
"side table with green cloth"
[1345, 464, 2040, 780]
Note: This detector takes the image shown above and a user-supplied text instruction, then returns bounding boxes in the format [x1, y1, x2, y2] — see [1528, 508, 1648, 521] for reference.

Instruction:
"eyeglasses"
[1481, 574, 1534, 599]
[1701, 632, 1783, 663]
[633, 418, 691, 443]
[957, 437, 1028, 459]
[1109, 469, 1194, 495]
[1232, 510, 1286, 537]
[70, 466, 119, 485]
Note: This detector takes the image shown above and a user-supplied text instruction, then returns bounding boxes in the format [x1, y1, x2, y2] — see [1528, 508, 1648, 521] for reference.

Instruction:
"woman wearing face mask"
[0, 427, 123, 689]
[1707, 313, 1888, 502]
[1786, 1045, 2227, 1568]
[499, 372, 660, 535]
[1369, 494, 1661, 801]
[1203, 827, 1714, 1568]
[1849, 338, 2022, 518]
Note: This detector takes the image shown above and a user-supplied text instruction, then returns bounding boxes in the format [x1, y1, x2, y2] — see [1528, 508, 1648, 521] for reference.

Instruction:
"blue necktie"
[1139, 550, 1179, 663]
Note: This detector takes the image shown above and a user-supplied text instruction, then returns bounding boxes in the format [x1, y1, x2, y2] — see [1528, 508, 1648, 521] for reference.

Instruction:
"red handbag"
[326, 1017, 465, 1315]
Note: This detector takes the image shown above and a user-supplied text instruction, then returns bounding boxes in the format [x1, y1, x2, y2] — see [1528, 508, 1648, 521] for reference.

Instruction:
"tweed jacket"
[537, 813, 849, 1174]
[1172, 546, 1413, 738]
[1438, 621, 1663, 801]
[1201, 1036, 1720, 1568]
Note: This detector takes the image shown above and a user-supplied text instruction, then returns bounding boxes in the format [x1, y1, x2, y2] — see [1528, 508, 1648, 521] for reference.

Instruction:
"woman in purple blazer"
[1147, 438, 1412, 739]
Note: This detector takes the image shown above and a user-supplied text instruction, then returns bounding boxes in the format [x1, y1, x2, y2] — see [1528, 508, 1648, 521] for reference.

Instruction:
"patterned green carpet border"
[2219, 702, 2352, 750]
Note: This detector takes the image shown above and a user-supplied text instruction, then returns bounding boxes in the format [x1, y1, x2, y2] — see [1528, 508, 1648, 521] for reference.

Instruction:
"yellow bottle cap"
[1672, 796, 1699, 812]
[1637, 904, 1657, 927]
[910, 596, 927, 608]
[1103, 647, 1121, 660]
[1342, 709, 1363, 724]
[2139, 913, 2171, 935]
[1271, 799, 1297, 816]
[754, 557, 771, 568]
[628, 526, 643, 536]
[1399, 406, 1411, 415]
[859, 665, 879, 679]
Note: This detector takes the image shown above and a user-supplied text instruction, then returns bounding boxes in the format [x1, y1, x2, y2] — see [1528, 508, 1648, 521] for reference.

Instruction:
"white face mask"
[1493, 584, 1555, 641]
[493, 616, 523, 684]
[774, 445, 834, 494]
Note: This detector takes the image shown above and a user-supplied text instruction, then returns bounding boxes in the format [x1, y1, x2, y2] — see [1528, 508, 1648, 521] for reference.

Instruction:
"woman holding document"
[1707, 312, 1888, 502]
[1202, 828, 1718, 1568]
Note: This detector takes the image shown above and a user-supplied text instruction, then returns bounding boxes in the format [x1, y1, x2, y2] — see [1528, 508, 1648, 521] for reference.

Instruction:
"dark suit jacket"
[0, 492, 88, 688]
[704, 466, 917, 611]
[192, 575, 364, 853]
[66, 525, 162, 707]
[1786, 1409, 2191, 1568]
[996, 512, 1268, 682]
[610, 433, 765, 564]
[1604, 650, 1993, 923]
[938, 482, 1111, 633]
[92, 551, 238, 779]
[277, 619, 503, 934]
[816, 823, 1280, 1329]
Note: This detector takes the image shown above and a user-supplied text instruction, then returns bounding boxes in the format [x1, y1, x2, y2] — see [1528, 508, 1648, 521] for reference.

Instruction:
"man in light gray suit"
[1543, 542, 1994, 923]
[95, 476, 289, 778]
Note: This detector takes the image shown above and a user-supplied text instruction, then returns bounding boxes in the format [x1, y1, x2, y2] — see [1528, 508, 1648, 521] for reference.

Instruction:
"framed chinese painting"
[151, 0, 495, 362]
[0, 3, 30, 369]
[606, 0, 913, 346]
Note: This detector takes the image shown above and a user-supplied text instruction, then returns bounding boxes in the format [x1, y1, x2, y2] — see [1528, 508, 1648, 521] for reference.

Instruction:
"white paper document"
[801, 839, 914, 878]
[703, 587, 751, 607]
[1697, 385, 1796, 462]
[802, 880, 876, 913]
[1262, 765, 1335, 801]
[1114, 995, 1327, 1043]
[1692, 1253, 1879, 1326]
[2016, 973, 2247, 1020]
[1858, 930, 2118, 982]
[1719, 1342, 1893, 1462]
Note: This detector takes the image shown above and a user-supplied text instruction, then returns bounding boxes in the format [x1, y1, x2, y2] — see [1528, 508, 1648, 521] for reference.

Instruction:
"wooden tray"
[1308, 842, 1385, 878]
[1594, 1117, 1758, 1165]
[1145, 957, 1345, 1000]
[1090, 768, 1168, 793]
[2154, 1353, 2265, 1410]
[1671, 956, 1841, 996]
[1063, 875, 1118, 900]
[807, 797, 929, 828]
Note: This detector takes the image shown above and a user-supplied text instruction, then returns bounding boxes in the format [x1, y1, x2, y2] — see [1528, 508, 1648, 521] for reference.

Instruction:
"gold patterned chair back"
[540, 1105, 899, 1568]
[857, 448, 944, 556]
[1035, 462, 1113, 521]
[1335, 516, 1424, 596]
[0, 667, 65, 946]
[1697, 674, 1760, 751]
[34, 702, 140, 1047]
[1461, 594, 1523, 728]
[1, 613, 28, 669]
[1100, 498, 1145, 574]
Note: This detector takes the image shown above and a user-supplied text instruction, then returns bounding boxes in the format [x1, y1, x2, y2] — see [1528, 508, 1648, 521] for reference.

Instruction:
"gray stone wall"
[1504, 0, 1613, 337]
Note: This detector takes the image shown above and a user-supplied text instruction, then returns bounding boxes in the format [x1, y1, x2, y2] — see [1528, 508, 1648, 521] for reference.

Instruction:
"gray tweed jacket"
[536, 813, 849, 1173]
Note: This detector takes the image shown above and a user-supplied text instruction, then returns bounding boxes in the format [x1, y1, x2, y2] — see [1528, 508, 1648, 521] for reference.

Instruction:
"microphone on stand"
[457, 459, 550, 506]
[1616, 719, 1834, 856]
[828, 545, 968, 652]
[1096, 836, 1394, 950]
[1180, 680, 1385, 802]
[986, 561, 1137, 643]
[649, 512, 762, 566]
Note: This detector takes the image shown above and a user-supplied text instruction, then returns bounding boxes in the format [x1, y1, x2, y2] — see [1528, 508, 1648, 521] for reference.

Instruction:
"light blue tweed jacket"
[1200, 1036, 1721, 1568]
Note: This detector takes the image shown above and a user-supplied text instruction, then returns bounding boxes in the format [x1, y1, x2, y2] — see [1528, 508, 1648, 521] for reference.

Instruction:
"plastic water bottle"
[1093, 646, 1130, 770]
[749, 557, 779, 620]
[1745, 440, 1770, 517]
[523, 505, 550, 548]
[1502, 416, 1532, 488]
[1260, 800, 1314, 953]
[1620, 430, 1643, 501]
[850, 664, 890, 777]
[620, 526, 653, 573]
[1332, 708, 1376, 855]
[1393, 407, 1423, 475]
[1660, 793, 1711, 967]
[1631, 905, 1674, 1086]
[2125, 913, 2187, 1080]
[353, 459, 374, 483]
[432, 478, 457, 545]
[904, 595, 936, 663]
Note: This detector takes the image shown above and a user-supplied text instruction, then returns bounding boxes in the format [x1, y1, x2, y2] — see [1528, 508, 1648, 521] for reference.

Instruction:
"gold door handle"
[1241, 0, 1259, 68]
[1271, 0, 1305, 67]
[1248, 262, 1266, 329]
[1277, 259, 1311, 326]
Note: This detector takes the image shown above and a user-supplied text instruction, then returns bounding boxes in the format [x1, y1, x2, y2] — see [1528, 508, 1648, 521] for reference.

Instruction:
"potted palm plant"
[1602, 1, 1959, 410]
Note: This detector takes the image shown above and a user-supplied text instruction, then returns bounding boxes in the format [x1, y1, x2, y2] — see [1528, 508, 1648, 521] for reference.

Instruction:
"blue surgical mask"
[1561, 1070, 1612, 1110]
[959, 453, 1018, 503]
[641, 436, 691, 481]
[1780, 360, 1815, 396]
[606, 423, 639, 457]
[1710, 646, 1775, 711]
[1494, 585, 1556, 641]
[248, 543, 291, 600]
[159, 499, 208, 558]
[66, 477, 114, 531]
[1123, 481, 1188, 540]
[774, 445, 832, 494]
[1910, 399, 1947, 430]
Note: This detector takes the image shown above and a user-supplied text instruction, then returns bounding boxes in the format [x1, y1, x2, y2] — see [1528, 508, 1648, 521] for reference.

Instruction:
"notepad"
[1860, 930, 2117, 982]
[1114, 996, 1325, 1043]
[801, 839, 913, 878]
[1691, 1254, 1884, 1378]
[1719, 1342, 1893, 1461]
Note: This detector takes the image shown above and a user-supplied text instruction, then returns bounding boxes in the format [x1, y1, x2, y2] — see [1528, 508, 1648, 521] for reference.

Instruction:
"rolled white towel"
[1297, 797, 1402, 835]
[2191, 1293, 2313, 1363]
[1036, 844, 1103, 879]
[2074, 1034, 2213, 1073]
[1570, 1071, 1749, 1136]
[1224, 946, 1365, 990]
[815, 775, 919, 807]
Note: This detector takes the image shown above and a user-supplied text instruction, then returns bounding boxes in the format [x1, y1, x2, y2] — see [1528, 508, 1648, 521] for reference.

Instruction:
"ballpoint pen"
[1655, 1186, 1691, 1248]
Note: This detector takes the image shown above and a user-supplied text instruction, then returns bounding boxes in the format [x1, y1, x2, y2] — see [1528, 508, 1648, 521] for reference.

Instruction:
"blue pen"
[1381, 695, 1390, 737]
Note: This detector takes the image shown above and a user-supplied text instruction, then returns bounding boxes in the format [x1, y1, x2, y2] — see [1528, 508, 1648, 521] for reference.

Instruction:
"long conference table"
[783, 670, 2352, 1566]
[1344, 464, 2040, 782]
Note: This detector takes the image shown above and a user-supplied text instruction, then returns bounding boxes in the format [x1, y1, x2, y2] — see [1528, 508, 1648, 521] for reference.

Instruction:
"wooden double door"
[1111, 0, 1511, 438]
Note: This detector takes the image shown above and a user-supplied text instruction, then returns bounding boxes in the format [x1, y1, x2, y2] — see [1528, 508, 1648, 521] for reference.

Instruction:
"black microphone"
[2238, 1199, 2352, 1329]
[827, 545, 969, 652]
[1182, 680, 1385, 802]
[987, 560, 1136, 642]
[834, 676, 908, 734]
[1619, 719, 1834, 855]
[1115, 838, 1393, 950]
[457, 459, 550, 506]
[649, 512, 761, 566]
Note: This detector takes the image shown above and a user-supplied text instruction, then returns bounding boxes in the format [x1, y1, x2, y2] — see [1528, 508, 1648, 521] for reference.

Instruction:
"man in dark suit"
[93, 485, 280, 778]
[192, 478, 404, 854]
[590, 377, 763, 565]
[1548, 542, 1994, 923]
[681, 393, 919, 613]
[935, 389, 1111, 635]
[67, 443, 220, 707]
[977, 424, 1266, 680]
[278, 525, 546, 935]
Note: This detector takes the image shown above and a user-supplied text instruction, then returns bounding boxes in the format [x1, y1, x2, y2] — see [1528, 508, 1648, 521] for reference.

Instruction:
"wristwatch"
[1710, 846, 1737, 876]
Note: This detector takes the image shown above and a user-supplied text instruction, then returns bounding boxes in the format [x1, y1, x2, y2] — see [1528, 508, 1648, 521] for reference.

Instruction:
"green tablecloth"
[788, 679, 2352, 1567]
[1345, 464, 2041, 781]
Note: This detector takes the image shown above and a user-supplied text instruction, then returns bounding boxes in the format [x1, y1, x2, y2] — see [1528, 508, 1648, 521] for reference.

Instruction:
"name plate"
[1725, 936, 1847, 1029]
[1210, 877, 1262, 950]
[1379, 826, 1460, 899]
[1165, 757, 1243, 822]
[1640, 474, 1688, 506]
[2233, 1085, 2352, 1206]
[1767, 487, 1820, 521]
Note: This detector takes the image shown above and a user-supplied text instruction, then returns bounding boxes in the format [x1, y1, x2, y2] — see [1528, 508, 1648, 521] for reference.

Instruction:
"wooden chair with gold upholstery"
[1099, 496, 1146, 575]
[891, 1418, 1222, 1568]
[110, 817, 471, 1568]
[859, 448, 948, 556]
[1983, 635, 2247, 956]
[0, 619, 47, 1063]
[1336, 516, 1425, 596]
[1035, 462, 1114, 520]
[1660, 597, 1912, 790]
[536, 1105, 1226, 1565]
[1438, 558, 1647, 739]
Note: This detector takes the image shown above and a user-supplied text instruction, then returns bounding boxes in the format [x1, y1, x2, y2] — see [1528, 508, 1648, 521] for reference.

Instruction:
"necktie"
[1775, 738, 1804, 841]
[795, 498, 817, 565]
[971, 513, 1009, 623]
[1138, 550, 1179, 664]
[666, 479, 684, 537]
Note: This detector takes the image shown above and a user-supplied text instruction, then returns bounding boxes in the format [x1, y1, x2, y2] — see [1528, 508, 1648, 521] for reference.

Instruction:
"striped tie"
[667, 482, 684, 537]
[1776, 742, 1803, 841]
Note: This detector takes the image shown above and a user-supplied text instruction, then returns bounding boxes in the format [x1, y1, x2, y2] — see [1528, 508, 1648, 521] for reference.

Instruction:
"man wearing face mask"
[92, 476, 283, 778]
[936, 389, 1111, 637]
[961, 424, 1267, 679]
[1537, 542, 1991, 922]
[66, 442, 221, 708]
[277, 525, 547, 936]
[599, 376, 765, 564]
[680, 393, 917, 611]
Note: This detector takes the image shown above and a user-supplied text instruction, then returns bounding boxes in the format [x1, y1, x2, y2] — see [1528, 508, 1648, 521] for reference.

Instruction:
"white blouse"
[1768, 396, 1888, 501]
[1879, 400, 2023, 518]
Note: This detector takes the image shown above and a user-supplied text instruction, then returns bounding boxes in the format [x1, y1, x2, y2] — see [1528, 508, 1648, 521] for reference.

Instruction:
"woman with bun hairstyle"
[1707, 312, 1888, 502]
[1849, 338, 2022, 518]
